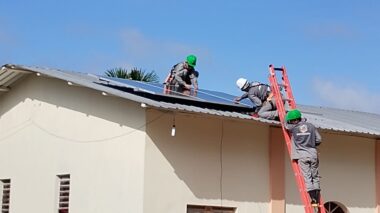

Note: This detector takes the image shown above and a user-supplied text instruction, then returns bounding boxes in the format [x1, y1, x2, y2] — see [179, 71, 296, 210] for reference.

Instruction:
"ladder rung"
[269, 64, 326, 213]
[283, 98, 293, 102]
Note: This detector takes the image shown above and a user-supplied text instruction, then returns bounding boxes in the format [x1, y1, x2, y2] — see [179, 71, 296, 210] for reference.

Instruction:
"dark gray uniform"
[169, 62, 198, 90]
[237, 82, 278, 120]
[285, 119, 322, 192]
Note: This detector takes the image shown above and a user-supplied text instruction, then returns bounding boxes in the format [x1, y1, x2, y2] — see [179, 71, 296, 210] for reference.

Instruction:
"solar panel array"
[98, 76, 254, 109]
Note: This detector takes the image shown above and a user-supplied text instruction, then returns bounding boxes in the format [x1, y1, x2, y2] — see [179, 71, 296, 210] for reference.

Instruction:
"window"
[57, 174, 70, 213]
[324, 201, 348, 213]
[187, 204, 236, 213]
[1, 179, 11, 213]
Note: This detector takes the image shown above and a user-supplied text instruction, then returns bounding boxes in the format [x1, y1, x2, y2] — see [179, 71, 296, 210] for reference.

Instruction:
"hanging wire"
[0, 111, 167, 143]
[0, 119, 33, 142]
[220, 120, 224, 208]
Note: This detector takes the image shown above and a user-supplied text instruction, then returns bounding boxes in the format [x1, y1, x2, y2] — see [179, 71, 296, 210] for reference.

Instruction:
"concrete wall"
[285, 132, 376, 213]
[0, 75, 146, 213]
[0, 74, 378, 213]
[144, 109, 270, 213]
[145, 109, 378, 213]
[269, 127, 285, 213]
[376, 140, 380, 213]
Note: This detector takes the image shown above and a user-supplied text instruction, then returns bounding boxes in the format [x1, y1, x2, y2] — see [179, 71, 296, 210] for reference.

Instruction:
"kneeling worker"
[234, 78, 278, 120]
[164, 55, 199, 94]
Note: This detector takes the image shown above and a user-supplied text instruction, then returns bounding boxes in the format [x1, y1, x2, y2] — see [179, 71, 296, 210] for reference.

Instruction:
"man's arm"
[235, 92, 248, 103]
[284, 120, 295, 131]
[315, 128, 322, 146]
[173, 69, 187, 87]
[190, 72, 198, 90]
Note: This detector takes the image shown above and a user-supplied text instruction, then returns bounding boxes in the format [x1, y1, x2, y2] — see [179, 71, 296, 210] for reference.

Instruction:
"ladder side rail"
[280, 66, 327, 213]
[268, 66, 314, 213]
[319, 198, 326, 213]
[278, 66, 316, 212]
[291, 161, 314, 213]
[281, 122, 314, 213]
[281, 66, 297, 109]
[268, 66, 287, 123]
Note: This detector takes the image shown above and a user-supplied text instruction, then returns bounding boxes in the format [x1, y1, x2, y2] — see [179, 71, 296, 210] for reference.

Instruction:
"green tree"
[105, 68, 129, 79]
[129, 67, 159, 83]
[105, 67, 159, 83]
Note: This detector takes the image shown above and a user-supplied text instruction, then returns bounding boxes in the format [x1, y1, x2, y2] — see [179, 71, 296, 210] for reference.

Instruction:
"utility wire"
[0, 112, 167, 143]
[220, 120, 224, 208]
[0, 119, 32, 142]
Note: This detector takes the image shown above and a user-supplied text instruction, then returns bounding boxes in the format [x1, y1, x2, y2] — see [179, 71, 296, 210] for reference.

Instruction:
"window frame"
[187, 204, 236, 213]
[0, 179, 11, 213]
[57, 174, 70, 213]
[324, 201, 348, 213]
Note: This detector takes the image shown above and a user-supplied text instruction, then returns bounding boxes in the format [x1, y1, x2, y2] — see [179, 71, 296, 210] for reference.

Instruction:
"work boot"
[315, 190, 321, 204]
[308, 190, 318, 206]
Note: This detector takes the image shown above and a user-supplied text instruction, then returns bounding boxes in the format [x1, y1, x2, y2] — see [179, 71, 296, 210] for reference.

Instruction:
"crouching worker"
[285, 109, 322, 206]
[164, 55, 199, 95]
[234, 78, 278, 120]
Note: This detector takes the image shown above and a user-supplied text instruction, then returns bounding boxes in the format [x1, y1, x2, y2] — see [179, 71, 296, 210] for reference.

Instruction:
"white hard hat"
[236, 78, 248, 90]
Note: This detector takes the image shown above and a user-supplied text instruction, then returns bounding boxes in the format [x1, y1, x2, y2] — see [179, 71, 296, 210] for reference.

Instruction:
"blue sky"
[1, 0, 379, 114]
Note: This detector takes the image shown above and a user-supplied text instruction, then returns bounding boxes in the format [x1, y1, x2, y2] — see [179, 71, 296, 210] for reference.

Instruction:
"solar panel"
[98, 76, 254, 109]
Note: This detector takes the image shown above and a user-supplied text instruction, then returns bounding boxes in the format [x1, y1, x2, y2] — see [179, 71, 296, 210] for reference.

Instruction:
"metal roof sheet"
[1, 64, 379, 138]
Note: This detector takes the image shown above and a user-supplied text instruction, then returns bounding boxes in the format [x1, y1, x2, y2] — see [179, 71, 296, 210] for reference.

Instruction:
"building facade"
[0, 65, 379, 213]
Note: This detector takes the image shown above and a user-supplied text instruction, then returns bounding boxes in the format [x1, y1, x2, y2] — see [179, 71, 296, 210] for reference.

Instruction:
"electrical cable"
[220, 120, 224, 208]
[0, 119, 32, 142]
[0, 112, 167, 143]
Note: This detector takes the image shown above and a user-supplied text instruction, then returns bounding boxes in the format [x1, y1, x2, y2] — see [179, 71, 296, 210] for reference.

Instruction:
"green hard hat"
[186, 55, 197, 67]
[285, 109, 302, 122]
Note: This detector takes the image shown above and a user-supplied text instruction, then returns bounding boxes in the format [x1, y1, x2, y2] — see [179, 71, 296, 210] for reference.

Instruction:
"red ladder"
[268, 65, 326, 213]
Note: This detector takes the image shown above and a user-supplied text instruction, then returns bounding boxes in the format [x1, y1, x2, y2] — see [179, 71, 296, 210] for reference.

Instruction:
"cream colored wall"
[1, 75, 378, 213]
[0, 76, 146, 213]
[145, 109, 378, 213]
[269, 127, 285, 213]
[285, 132, 376, 213]
[376, 140, 380, 213]
[144, 109, 270, 213]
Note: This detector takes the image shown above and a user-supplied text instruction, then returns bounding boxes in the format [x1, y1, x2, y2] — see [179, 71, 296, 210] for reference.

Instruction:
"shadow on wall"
[285, 132, 376, 209]
[321, 133, 376, 209]
[0, 75, 144, 134]
[146, 110, 270, 203]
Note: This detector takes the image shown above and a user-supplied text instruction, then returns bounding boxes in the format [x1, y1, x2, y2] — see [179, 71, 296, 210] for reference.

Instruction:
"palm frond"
[105, 67, 159, 82]
[129, 67, 159, 83]
[105, 68, 129, 79]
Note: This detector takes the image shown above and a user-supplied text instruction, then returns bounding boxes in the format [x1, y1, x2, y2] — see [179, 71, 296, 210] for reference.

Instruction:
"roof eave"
[2, 64, 380, 139]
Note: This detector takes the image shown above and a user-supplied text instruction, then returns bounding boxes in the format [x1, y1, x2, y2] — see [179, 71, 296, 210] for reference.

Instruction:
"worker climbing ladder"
[268, 65, 326, 213]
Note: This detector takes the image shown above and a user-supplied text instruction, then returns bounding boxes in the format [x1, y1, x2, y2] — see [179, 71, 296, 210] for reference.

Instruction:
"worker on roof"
[285, 109, 322, 207]
[234, 78, 279, 120]
[164, 55, 199, 95]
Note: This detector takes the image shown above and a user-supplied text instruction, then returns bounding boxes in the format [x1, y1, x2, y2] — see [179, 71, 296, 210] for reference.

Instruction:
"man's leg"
[258, 100, 278, 120]
[247, 96, 263, 117]
[298, 158, 316, 203]
[311, 157, 321, 203]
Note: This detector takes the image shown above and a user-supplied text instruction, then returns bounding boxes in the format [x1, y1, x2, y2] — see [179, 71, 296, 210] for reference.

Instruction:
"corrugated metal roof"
[299, 105, 380, 137]
[1, 64, 379, 138]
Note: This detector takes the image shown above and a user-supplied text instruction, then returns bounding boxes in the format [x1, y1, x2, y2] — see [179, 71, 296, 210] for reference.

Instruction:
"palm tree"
[129, 67, 159, 83]
[105, 68, 129, 79]
[105, 67, 159, 83]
